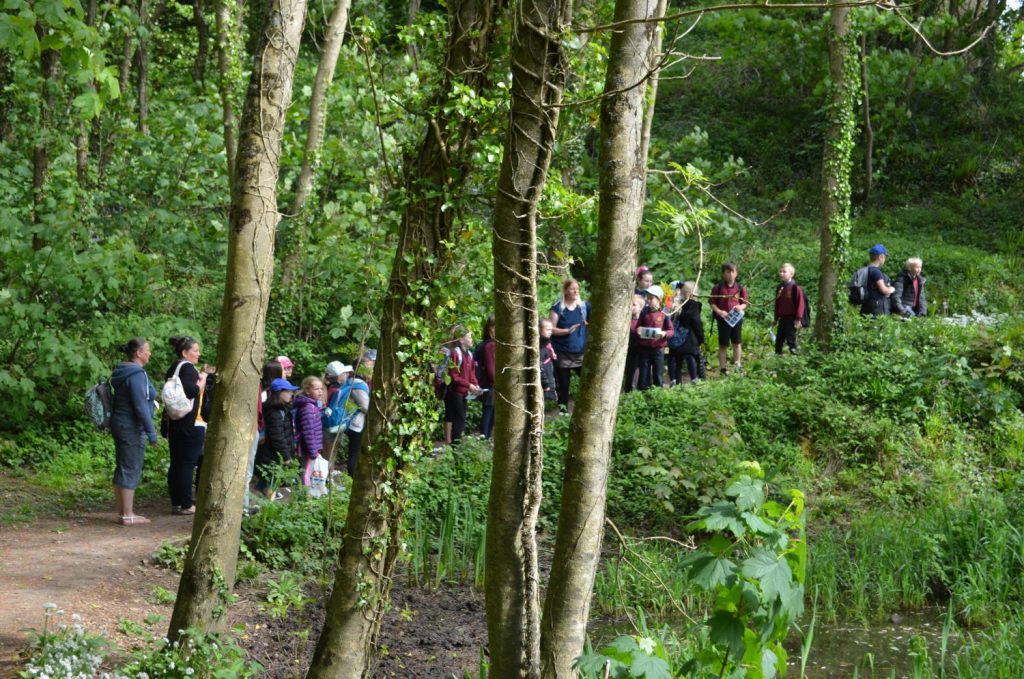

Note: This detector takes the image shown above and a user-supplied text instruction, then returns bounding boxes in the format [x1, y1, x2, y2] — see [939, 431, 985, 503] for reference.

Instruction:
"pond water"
[785, 610, 958, 678]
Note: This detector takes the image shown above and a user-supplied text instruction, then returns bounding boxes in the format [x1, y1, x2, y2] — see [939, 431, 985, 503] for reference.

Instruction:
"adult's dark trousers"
[623, 345, 638, 392]
[479, 391, 495, 439]
[555, 365, 582, 407]
[167, 428, 205, 509]
[444, 389, 468, 444]
[775, 317, 799, 355]
[637, 348, 664, 390]
[345, 428, 362, 477]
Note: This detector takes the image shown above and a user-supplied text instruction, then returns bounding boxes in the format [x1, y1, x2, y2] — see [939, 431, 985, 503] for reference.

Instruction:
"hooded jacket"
[110, 362, 158, 443]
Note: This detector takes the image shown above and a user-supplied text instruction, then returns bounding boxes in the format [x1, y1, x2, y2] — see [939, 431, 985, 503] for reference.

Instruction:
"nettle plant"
[682, 462, 806, 679]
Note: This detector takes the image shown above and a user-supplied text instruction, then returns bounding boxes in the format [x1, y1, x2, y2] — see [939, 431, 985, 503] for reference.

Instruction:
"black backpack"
[848, 266, 869, 306]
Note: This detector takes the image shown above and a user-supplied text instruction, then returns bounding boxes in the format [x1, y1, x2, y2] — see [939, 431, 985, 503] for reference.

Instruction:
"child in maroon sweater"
[633, 286, 674, 390]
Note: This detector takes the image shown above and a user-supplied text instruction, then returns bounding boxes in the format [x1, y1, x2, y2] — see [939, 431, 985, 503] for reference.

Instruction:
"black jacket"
[893, 271, 927, 316]
[673, 300, 705, 354]
[256, 401, 296, 467]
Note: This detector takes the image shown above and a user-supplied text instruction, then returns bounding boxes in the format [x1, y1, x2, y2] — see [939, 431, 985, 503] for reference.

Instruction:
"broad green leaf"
[628, 653, 671, 679]
[741, 549, 793, 604]
[709, 611, 745, 659]
[686, 552, 737, 589]
[726, 475, 763, 512]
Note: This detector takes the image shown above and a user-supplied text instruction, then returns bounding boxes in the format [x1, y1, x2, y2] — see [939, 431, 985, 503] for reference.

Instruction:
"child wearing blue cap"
[253, 378, 299, 498]
[863, 244, 896, 316]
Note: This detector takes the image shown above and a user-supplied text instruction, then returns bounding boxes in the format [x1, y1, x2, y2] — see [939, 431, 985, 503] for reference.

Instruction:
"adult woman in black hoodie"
[667, 282, 706, 384]
[163, 336, 214, 515]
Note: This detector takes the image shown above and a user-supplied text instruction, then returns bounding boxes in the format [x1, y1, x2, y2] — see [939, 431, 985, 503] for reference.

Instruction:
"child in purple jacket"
[294, 376, 325, 487]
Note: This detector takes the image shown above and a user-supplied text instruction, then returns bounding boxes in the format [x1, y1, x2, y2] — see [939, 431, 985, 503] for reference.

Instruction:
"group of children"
[625, 260, 813, 389]
[248, 351, 375, 501]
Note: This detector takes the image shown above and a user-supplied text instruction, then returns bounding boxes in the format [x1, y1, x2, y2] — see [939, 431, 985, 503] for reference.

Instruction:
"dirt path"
[0, 499, 192, 678]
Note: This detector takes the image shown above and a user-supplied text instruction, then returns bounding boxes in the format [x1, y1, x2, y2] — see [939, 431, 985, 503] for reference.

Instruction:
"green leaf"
[709, 610, 745, 659]
[726, 475, 763, 512]
[741, 549, 793, 604]
[628, 653, 672, 679]
[686, 551, 737, 589]
[761, 647, 778, 678]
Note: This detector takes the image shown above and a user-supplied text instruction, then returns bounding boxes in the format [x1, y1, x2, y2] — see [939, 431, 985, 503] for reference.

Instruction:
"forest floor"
[0, 474, 487, 678]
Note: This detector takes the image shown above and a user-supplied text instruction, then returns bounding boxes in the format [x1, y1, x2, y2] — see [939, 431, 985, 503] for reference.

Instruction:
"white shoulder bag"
[161, 361, 194, 420]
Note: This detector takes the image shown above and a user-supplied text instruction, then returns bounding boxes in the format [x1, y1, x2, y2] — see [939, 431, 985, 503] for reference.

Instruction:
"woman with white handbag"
[162, 335, 215, 515]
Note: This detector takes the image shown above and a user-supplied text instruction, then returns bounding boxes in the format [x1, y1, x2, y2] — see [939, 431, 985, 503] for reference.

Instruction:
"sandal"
[119, 515, 151, 526]
[172, 505, 196, 515]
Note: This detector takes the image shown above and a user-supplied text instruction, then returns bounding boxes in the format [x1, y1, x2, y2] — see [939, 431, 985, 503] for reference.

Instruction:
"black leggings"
[555, 365, 582, 407]
[168, 429, 205, 509]
[346, 429, 362, 476]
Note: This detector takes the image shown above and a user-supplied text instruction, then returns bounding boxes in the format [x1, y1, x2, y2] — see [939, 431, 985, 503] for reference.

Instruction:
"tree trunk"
[860, 33, 872, 205]
[192, 0, 211, 84]
[814, 2, 858, 347]
[213, 0, 239, 185]
[137, 0, 150, 134]
[166, 0, 307, 640]
[288, 0, 351, 215]
[484, 0, 572, 673]
[539, 0, 664, 675]
[76, 0, 99, 186]
[33, 26, 59, 230]
[280, 0, 353, 285]
[305, 0, 501, 675]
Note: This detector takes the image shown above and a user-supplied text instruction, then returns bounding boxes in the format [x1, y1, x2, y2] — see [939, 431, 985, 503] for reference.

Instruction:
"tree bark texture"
[814, 2, 857, 347]
[288, 0, 351, 215]
[305, 0, 501, 676]
[860, 33, 872, 204]
[192, 0, 211, 84]
[166, 0, 307, 640]
[33, 27, 59, 228]
[484, 0, 572, 674]
[280, 0, 353, 286]
[539, 0, 663, 674]
[136, 0, 150, 134]
[76, 0, 100, 186]
[213, 0, 239, 185]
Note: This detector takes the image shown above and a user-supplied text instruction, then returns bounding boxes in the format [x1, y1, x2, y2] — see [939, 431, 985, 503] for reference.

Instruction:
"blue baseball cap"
[270, 378, 300, 392]
[869, 244, 888, 256]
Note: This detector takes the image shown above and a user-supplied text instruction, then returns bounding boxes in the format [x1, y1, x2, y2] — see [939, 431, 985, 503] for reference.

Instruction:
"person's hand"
[569, 323, 581, 334]
[149, 438, 159, 448]
[202, 364, 217, 375]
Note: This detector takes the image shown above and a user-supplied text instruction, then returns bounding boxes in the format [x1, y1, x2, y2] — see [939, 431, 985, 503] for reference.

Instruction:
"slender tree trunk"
[166, 0, 307, 640]
[539, 0, 664, 675]
[280, 0, 353, 282]
[484, 0, 572, 674]
[33, 26, 59, 230]
[136, 0, 150, 134]
[119, 32, 134, 99]
[213, 0, 239, 184]
[814, 2, 858, 346]
[0, 49, 11, 141]
[76, 0, 99, 186]
[192, 0, 211, 84]
[306, 0, 501, 675]
[860, 33, 872, 204]
[289, 0, 352, 214]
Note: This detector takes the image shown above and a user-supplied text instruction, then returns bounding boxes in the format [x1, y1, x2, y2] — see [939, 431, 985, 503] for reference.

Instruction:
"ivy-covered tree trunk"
[814, 1, 858, 347]
[484, 0, 572, 673]
[166, 0, 307, 640]
[305, 0, 501, 675]
[539, 0, 664, 674]
[213, 0, 239, 185]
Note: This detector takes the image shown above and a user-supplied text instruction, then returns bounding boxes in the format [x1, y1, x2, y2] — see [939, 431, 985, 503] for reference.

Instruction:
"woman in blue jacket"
[549, 278, 591, 410]
[110, 337, 158, 526]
